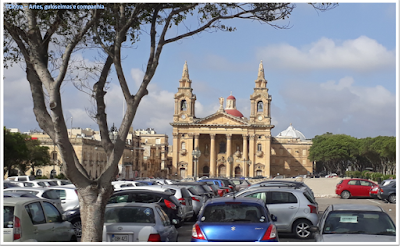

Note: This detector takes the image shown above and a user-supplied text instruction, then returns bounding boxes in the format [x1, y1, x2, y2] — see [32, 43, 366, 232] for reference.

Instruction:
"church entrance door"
[218, 164, 226, 177]
[234, 166, 241, 178]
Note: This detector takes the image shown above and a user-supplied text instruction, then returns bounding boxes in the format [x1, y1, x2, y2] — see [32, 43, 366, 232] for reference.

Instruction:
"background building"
[170, 61, 313, 179]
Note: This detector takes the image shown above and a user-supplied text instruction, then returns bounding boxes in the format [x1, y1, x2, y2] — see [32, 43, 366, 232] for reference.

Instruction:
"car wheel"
[70, 235, 78, 242]
[341, 190, 351, 199]
[293, 219, 312, 239]
[388, 194, 396, 203]
[71, 219, 82, 238]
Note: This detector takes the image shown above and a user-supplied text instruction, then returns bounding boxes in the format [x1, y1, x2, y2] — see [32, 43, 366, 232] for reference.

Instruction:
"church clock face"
[181, 114, 186, 119]
[258, 115, 263, 121]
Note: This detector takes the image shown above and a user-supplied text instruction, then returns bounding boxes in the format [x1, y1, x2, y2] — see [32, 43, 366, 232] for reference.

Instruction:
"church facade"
[170, 61, 313, 179]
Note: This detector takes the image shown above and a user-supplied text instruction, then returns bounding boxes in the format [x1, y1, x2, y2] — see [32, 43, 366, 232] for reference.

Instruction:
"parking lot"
[177, 197, 396, 242]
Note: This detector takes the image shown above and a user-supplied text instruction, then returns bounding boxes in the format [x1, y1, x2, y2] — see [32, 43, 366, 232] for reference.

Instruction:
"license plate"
[111, 234, 130, 242]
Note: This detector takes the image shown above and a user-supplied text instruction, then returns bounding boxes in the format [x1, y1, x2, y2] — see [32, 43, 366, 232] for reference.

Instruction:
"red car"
[335, 178, 377, 199]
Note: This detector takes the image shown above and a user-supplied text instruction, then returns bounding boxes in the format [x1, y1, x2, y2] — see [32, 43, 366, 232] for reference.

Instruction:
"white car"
[3, 197, 76, 242]
[112, 181, 148, 190]
[4, 187, 63, 212]
[49, 187, 80, 211]
[325, 173, 338, 178]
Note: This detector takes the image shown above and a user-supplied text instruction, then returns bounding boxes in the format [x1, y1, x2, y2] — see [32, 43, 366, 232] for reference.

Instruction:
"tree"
[3, 127, 29, 176]
[4, 3, 337, 241]
[22, 138, 51, 176]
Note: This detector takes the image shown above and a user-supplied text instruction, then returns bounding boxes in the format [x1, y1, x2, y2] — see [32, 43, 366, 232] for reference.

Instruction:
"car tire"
[388, 194, 396, 203]
[70, 235, 78, 242]
[71, 219, 82, 238]
[341, 190, 351, 199]
[292, 219, 312, 239]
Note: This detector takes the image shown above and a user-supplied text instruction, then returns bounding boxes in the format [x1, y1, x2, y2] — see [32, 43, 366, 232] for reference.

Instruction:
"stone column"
[210, 134, 216, 177]
[174, 99, 179, 115]
[226, 134, 232, 178]
[242, 134, 248, 177]
[250, 100, 255, 116]
[187, 133, 194, 177]
[172, 133, 179, 176]
[264, 134, 271, 178]
[194, 134, 199, 149]
[249, 134, 255, 177]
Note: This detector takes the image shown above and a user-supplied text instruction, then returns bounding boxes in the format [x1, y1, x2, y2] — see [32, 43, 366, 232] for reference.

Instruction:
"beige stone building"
[28, 127, 144, 180]
[135, 129, 170, 178]
[170, 61, 313, 179]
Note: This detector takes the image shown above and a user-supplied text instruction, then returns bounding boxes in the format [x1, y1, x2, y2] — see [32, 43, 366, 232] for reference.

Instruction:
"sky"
[2, 2, 398, 144]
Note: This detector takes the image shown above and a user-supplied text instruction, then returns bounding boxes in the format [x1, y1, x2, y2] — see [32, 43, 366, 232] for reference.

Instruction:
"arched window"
[50, 169, 57, 178]
[181, 100, 187, 111]
[257, 143, 262, 151]
[257, 101, 263, 112]
[181, 142, 186, 150]
[219, 141, 226, 153]
[36, 169, 42, 176]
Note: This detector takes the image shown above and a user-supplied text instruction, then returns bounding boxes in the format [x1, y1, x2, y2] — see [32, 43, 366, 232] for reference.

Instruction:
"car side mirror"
[270, 214, 277, 222]
[310, 226, 319, 233]
[172, 219, 178, 225]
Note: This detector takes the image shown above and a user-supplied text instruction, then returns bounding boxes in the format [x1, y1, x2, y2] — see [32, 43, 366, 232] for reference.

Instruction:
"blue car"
[191, 197, 279, 242]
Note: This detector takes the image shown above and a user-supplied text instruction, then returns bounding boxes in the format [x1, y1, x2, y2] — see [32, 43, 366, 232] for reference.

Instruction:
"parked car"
[310, 204, 396, 242]
[199, 178, 236, 193]
[112, 181, 148, 190]
[3, 197, 76, 242]
[369, 184, 380, 199]
[159, 185, 194, 221]
[49, 187, 79, 211]
[15, 180, 58, 188]
[325, 173, 338, 178]
[378, 179, 396, 203]
[5, 176, 35, 182]
[173, 181, 215, 199]
[335, 179, 377, 199]
[248, 180, 316, 201]
[102, 203, 179, 242]
[184, 186, 206, 221]
[230, 178, 252, 191]
[4, 187, 63, 212]
[108, 189, 184, 227]
[4, 191, 38, 198]
[62, 208, 82, 238]
[235, 186, 318, 239]
[4, 181, 21, 189]
[191, 197, 279, 242]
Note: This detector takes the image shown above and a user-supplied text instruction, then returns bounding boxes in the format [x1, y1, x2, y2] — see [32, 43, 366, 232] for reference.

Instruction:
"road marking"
[367, 199, 382, 204]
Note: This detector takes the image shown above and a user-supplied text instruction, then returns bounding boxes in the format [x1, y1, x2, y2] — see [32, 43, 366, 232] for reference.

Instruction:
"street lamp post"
[192, 147, 201, 181]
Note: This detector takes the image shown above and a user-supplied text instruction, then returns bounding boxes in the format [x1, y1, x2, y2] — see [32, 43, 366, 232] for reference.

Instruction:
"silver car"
[311, 204, 396, 242]
[3, 197, 76, 242]
[235, 186, 318, 239]
[49, 187, 79, 211]
[102, 203, 178, 242]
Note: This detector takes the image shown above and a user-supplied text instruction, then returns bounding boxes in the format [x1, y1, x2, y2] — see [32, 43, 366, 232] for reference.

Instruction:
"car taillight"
[192, 197, 200, 202]
[225, 188, 230, 193]
[75, 189, 78, 195]
[261, 224, 277, 240]
[148, 233, 161, 242]
[308, 205, 317, 214]
[13, 216, 21, 240]
[380, 188, 384, 193]
[178, 198, 186, 205]
[229, 185, 233, 191]
[192, 223, 205, 240]
[164, 199, 177, 210]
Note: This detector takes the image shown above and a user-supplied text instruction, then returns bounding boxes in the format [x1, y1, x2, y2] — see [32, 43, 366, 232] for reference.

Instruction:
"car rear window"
[47, 181, 58, 186]
[104, 207, 155, 223]
[232, 180, 241, 185]
[4, 206, 14, 228]
[43, 190, 60, 199]
[201, 203, 267, 223]
[303, 192, 316, 204]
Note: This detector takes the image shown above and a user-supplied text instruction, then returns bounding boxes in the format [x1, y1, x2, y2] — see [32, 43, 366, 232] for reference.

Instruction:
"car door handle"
[33, 229, 39, 234]
[288, 206, 296, 209]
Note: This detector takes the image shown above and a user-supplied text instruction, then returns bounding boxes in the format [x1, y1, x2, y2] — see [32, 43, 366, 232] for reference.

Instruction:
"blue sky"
[2, 2, 398, 142]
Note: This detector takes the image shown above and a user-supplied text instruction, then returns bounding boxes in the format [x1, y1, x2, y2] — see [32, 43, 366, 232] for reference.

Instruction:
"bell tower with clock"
[250, 60, 272, 125]
[173, 61, 196, 123]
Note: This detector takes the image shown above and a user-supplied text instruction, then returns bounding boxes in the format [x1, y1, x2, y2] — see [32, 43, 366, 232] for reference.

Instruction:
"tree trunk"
[78, 185, 114, 242]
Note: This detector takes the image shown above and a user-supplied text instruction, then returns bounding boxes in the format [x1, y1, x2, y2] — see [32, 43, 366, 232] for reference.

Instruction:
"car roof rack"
[259, 183, 298, 188]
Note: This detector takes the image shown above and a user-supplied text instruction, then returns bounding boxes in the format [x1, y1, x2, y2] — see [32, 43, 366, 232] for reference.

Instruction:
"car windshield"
[323, 211, 395, 235]
[104, 207, 155, 223]
[201, 203, 267, 223]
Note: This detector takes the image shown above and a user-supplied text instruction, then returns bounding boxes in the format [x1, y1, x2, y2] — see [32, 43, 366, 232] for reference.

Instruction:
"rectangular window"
[25, 202, 46, 224]
[269, 191, 298, 204]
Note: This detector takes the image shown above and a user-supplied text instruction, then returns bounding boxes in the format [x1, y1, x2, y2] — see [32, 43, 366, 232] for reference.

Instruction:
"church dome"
[276, 123, 307, 140]
[225, 109, 244, 117]
[227, 95, 236, 100]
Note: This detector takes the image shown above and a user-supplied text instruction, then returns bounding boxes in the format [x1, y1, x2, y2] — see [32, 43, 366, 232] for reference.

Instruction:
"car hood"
[319, 234, 396, 242]
[199, 223, 271, 242]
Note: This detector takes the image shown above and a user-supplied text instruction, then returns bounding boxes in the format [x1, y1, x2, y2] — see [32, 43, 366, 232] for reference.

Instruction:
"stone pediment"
[194, 112, 247, 126]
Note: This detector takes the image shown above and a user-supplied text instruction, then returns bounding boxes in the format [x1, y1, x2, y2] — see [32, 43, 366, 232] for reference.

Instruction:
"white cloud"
[258, 36, 395, 72]
[272, 76, 396, 139]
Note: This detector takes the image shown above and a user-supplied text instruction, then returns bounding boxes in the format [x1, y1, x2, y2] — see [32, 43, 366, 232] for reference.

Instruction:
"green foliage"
[4, 127, 29, 176]
[36, 175, 49, 179]
[55, 173, 67, 180]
